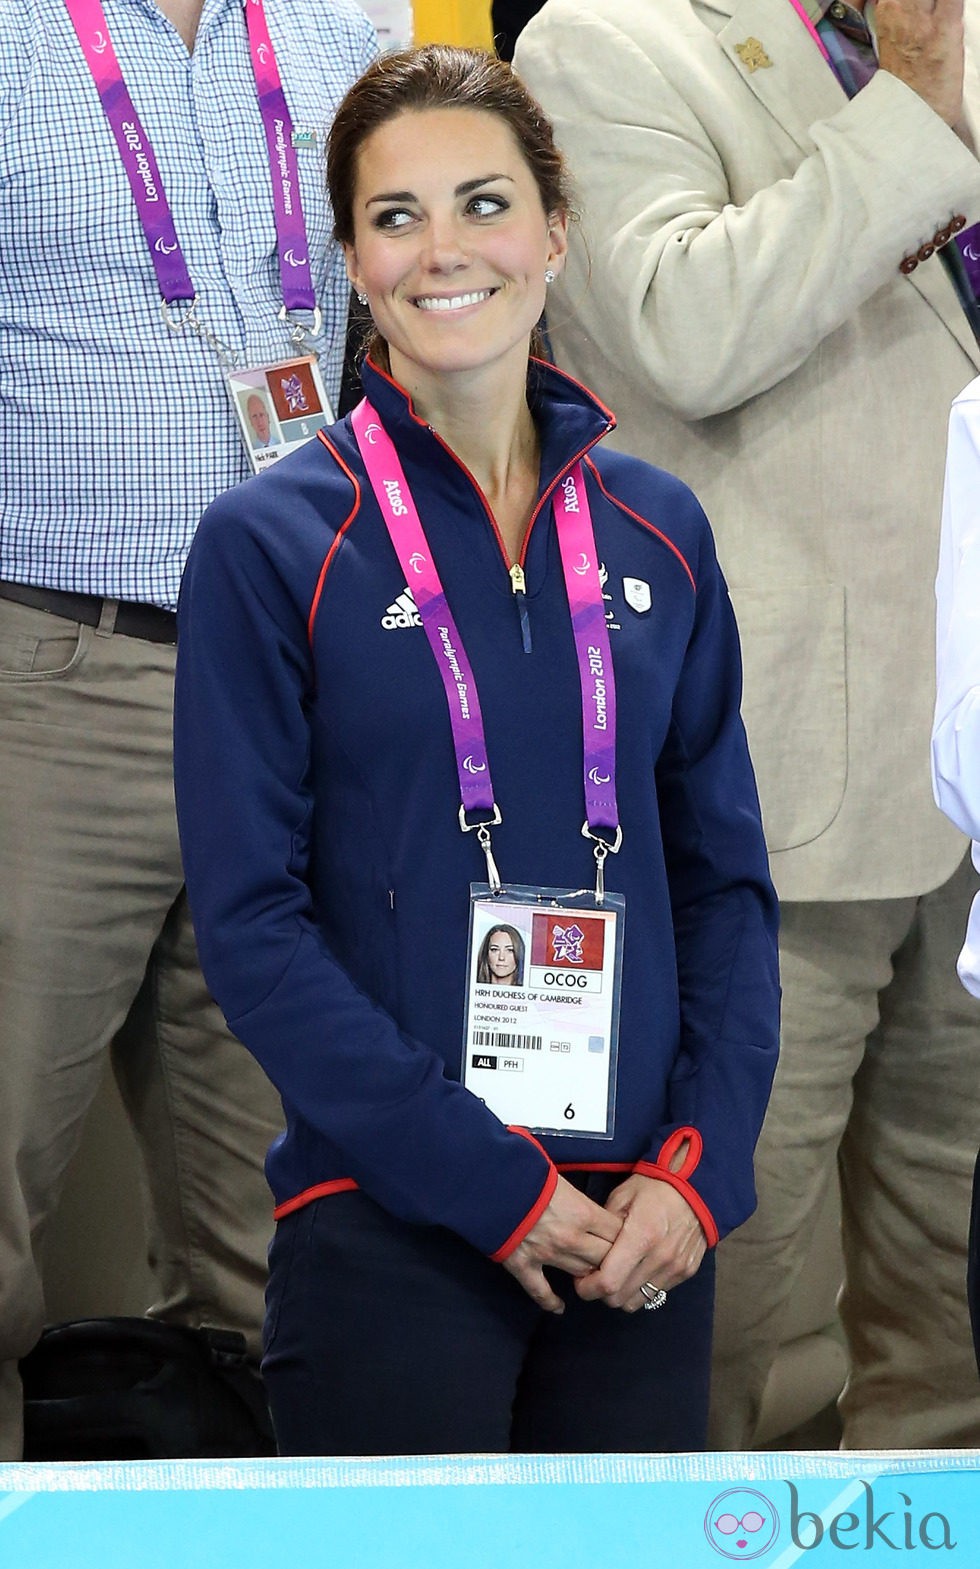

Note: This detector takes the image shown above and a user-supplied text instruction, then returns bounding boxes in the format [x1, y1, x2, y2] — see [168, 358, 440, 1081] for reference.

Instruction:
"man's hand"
[877, 0, 965, 126]
[501, 1174, 623, 1313]
[573, 1174, 708, 1312]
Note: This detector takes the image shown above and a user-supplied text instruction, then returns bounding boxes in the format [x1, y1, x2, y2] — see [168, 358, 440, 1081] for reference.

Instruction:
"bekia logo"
[704, 1482, 956, 1559]
[705, 1490, 779, 1560]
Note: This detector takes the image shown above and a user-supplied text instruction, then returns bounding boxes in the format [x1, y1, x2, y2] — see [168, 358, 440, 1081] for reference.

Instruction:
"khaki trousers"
[0, 597, 282, 1459]
[708, 852, 980, 1448]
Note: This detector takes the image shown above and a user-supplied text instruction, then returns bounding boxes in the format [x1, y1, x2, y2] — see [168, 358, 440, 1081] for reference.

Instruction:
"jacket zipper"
[509, 562, 532, 654]
[423, 422, 613, 655]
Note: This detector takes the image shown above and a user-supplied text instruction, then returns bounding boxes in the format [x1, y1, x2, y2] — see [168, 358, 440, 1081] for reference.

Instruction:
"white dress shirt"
[934, 376, 980, 995]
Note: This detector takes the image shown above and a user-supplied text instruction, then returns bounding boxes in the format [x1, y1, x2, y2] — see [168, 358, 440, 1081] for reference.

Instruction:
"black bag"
[20, 1317, 276, 1460]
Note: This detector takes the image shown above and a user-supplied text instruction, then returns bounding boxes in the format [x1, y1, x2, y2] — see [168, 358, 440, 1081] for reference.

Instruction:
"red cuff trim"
[507, 1124, 549, 1158]
[655, 1126, 703, 1181]
[633, 1162, 719, 1247]
[489, 1138, 558, 1262]
[555, 1161, 632, 1172]
[273, 1177, 359, 1220]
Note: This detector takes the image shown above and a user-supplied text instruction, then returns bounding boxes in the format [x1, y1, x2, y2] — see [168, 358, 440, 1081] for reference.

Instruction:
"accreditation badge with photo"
[227, 356, 333, 473]
[463, 885, 625, 1139]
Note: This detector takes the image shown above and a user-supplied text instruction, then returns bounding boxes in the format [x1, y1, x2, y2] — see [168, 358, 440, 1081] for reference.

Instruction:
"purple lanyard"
[63, 0, 315, 318]
[242, 0, 316, 314]
[351, 399, 621, 895]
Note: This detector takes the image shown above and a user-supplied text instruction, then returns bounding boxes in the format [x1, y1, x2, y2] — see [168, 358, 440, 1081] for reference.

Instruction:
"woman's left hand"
[573, 1174, 707, 1312]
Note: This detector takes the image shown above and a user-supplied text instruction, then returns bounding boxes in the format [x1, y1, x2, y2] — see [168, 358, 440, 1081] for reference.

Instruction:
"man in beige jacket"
[517, 0, 980, 1446]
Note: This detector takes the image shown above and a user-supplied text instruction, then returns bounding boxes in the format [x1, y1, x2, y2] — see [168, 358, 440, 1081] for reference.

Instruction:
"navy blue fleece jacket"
[173, 357, 779, 1260]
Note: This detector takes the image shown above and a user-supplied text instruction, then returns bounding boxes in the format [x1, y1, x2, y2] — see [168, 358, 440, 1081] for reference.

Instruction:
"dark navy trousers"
[262, 1179, 714, 1456]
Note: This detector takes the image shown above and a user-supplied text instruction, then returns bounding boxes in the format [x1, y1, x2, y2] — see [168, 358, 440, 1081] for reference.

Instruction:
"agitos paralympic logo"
[704, 1483, 956, 1557]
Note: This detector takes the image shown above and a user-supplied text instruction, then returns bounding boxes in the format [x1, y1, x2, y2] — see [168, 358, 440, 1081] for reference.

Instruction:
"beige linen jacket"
[516, 0, 980, 901]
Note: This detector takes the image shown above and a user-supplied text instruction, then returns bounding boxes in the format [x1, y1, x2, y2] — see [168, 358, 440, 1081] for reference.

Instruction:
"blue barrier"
[1, 1450, 979, 1567]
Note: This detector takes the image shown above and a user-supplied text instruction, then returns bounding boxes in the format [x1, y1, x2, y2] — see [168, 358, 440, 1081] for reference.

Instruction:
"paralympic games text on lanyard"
[63, 0, 332, 471]
[352, 399, 625, 1139]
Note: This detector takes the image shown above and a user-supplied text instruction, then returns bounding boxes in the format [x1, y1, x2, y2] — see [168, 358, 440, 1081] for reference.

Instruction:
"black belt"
[0, 579, 177, 645]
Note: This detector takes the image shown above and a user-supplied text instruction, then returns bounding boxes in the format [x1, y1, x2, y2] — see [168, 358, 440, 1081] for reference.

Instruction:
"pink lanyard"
[785, 0, 831, 61]
[63, 0, 317, 323]
[351, 399, 621, 895]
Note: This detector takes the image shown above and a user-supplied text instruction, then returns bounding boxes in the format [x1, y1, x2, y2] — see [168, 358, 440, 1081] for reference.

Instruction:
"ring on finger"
[639, 1281, 667, 1311]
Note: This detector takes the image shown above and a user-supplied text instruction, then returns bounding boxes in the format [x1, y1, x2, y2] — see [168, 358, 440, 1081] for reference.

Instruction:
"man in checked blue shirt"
[0, 0, 375, 1458]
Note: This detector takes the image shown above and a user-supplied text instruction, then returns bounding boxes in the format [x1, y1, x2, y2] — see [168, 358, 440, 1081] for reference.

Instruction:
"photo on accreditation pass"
[463, 892, 624, 1138]
[227, 357, 332, 473]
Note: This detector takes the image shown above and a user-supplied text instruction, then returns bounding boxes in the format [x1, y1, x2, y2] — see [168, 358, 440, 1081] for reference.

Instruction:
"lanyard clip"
[459, 803, 503, 894]
[161, 296, 199, 333]
[582, 821, 622, 905]
[278, 303, 322, 352]
[161, 296, 238, 368]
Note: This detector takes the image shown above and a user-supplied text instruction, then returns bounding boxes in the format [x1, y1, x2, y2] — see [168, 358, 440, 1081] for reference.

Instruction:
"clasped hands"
[502, 1165, 708, 1316]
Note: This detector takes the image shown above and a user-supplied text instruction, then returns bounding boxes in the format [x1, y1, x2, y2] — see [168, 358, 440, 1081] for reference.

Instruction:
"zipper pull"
[510, 563, 532, 654]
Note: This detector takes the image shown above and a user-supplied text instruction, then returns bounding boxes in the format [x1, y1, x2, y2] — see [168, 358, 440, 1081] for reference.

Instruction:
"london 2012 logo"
[704, 1489, 780, 1559]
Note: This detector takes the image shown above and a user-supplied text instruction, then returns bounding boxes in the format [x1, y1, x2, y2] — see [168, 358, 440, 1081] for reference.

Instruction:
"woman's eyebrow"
[365, 190, 416, 206]
[365, 174, 515, 207]
[455, 174, 512, 195]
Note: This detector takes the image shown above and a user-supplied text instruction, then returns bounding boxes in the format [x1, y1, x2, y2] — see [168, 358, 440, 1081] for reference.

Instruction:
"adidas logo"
[381, 587, 422, 630]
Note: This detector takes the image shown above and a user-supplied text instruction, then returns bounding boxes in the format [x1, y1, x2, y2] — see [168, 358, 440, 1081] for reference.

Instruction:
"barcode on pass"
[473, 1030, 542, 1051]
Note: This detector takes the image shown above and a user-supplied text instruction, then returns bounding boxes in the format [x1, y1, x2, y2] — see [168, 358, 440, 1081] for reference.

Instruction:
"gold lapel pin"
[734, 37, 773, 71]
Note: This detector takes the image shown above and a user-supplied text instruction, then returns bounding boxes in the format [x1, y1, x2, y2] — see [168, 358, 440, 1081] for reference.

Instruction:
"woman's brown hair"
[327, 44, 573, 247]
[327, 45, 574, 365]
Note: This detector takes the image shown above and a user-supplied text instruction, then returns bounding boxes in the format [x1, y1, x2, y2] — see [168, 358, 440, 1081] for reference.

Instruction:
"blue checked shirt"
[0, 0, 376, 609]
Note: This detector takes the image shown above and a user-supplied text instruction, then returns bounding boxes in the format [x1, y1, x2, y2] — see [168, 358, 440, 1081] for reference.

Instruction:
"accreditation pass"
[462, 885, 624, 1139]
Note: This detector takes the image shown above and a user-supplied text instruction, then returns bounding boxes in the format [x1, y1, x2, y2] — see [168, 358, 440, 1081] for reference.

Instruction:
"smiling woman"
[341, 102, 566, 416]
[173, 45, 780, 1459]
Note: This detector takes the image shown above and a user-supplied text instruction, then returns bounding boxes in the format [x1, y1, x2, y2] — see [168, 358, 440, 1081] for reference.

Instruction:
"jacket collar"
[701, 0, 847, 153]
[357, 355, 615, 500]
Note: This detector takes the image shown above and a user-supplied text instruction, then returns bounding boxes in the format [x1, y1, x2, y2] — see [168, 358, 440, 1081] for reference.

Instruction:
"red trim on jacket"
[529, 354, 618, 428]
[632, 1123, 719, 1247]
[488, 1128, 559, 1261]
[655, 1126, 704, 1182]
[308, 433, 361, 643]
[555, 1161, 632, 1172]
[360, 357, 613, 579]
[273, 1177, 359, 1219]
[583, 455, 697, 593]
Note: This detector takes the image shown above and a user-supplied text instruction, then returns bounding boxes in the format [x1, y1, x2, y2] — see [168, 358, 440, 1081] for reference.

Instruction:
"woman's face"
[343, 106, 567, 392]
[487, 931, 518, 984]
